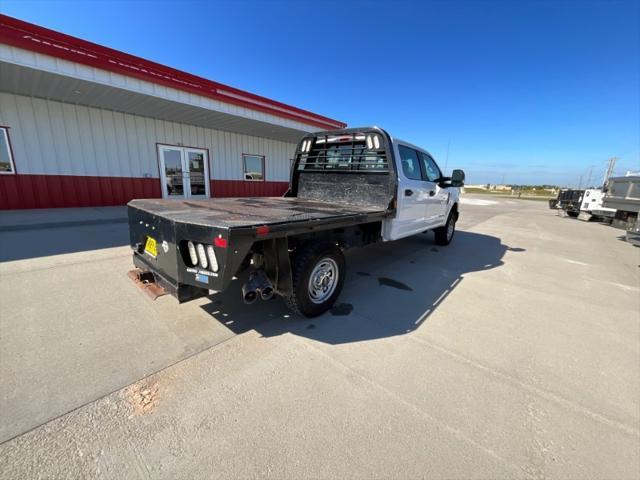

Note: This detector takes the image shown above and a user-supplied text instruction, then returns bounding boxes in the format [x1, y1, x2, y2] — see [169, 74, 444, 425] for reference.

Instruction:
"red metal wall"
[211, 180, 289, 197]
[0, 174, 161, 209]
[0, 174, 289, 209]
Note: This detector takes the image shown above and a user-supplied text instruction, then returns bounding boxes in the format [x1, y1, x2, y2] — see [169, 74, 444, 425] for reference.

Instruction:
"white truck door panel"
[384, 144, 431, 240]
[428, 186, 450, 225]
[418, 151, 449, 227]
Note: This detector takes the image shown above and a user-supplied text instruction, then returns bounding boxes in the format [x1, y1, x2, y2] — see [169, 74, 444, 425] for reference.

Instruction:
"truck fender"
[450, 202, 459, 221]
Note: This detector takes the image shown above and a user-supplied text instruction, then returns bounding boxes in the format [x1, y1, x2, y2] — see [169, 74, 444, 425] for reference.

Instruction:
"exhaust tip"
[260, 286, 274, 301]
[242, 283, 258, 304]
[243, 289, 258, 304]
[242, 269, 274, 304]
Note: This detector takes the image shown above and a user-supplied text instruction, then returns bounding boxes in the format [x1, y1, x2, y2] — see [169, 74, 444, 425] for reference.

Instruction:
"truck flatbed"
[128, 197, 390, 230]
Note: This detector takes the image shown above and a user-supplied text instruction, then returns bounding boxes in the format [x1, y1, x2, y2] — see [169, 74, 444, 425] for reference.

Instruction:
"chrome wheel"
[308, 257, 339, 304]
[446, 218, 455, 240]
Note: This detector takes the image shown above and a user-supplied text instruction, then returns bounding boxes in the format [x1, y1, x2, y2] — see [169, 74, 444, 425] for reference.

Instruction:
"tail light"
[214, 236, 227, 248]
[196, 243, 208, 269]
[206, 245, 219, 272]
[187, 241, 198, 266]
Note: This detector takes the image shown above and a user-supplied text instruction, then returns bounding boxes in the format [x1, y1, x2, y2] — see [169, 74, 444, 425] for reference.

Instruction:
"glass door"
[158, 145, 210, 199]
[184, 148, 209, 199]
[159, 146, 186, 199]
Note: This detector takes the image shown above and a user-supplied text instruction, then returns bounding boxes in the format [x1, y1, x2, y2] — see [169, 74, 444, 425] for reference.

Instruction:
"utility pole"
[577, 174, 583, 189]
[602, 157, 618, 187]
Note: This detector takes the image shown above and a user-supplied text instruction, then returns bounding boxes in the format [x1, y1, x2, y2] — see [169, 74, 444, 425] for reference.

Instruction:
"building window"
[0, 127, 16, 174]
[243, 154, 265, 181]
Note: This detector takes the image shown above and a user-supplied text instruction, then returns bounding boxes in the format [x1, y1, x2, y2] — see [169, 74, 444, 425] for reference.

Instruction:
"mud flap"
[263, 238, 293, 295]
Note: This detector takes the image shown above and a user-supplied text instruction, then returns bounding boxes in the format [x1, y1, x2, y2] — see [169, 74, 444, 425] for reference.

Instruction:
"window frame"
[242, 153, 266, 182]
[397, 144, 423, 181]
[0, 127, 17, 175]
[418, 151, 442, 183]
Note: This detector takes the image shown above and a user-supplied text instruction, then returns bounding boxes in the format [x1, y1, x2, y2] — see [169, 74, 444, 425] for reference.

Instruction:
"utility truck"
[603, 174, 640, 230]
[128, 127, 465, 317]
[576, 188, 616, 221]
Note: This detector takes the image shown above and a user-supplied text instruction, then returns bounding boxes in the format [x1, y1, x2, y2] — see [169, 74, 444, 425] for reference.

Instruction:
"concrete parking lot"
[1, 196, 638, 479]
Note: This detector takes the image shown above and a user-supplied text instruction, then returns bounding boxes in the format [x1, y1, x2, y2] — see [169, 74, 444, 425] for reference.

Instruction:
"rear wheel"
[434, 210, 456, 246]
[284, 242, 345, 318]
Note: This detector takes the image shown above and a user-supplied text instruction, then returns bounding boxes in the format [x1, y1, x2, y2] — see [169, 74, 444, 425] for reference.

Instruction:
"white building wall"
[0, 92, 297, 181]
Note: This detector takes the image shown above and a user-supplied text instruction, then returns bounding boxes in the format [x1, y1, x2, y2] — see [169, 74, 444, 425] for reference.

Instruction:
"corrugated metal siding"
[0, 174, 160, 209]
[0, 175, 289, 209]
[0, 92, 298, 182]
[211, 180, 289, 197]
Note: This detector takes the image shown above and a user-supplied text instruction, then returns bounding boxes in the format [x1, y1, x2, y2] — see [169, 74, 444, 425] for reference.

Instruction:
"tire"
[434, 210, 456, 246]
[284, 242, 346, 318]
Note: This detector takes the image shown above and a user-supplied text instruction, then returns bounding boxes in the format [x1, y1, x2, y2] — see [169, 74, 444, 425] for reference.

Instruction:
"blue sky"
[2, 0, 639, 185]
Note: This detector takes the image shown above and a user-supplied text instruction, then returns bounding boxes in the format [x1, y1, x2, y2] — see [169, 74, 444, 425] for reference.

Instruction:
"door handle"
[404, 189, 413, 197]
[429, 190, 436, 197]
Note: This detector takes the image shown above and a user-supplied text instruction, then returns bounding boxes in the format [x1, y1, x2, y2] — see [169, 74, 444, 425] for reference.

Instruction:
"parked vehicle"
[603, 174, 640, 230]
[550, 189, 584, 217]
[576, 188, 616, 221]
[626, 216, 640, 247]
[127, 127, 465, 317]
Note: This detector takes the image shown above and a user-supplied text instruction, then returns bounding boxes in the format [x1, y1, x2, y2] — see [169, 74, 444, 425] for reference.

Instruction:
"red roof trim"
[0, 15, 346, 130]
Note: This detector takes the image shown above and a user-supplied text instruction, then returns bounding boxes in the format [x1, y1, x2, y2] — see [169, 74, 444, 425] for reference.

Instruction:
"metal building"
[0, 15, 345, 209]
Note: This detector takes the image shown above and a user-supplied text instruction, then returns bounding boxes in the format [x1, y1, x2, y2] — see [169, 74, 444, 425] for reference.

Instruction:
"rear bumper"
[132, 253, 209, 303]
[128, 204, 255, 302]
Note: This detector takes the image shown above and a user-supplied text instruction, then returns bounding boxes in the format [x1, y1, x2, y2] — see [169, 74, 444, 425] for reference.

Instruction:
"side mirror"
[451, 169, 465, 187]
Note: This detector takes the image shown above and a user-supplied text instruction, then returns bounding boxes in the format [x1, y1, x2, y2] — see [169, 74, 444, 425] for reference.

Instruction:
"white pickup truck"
[128, 127, 465, 317]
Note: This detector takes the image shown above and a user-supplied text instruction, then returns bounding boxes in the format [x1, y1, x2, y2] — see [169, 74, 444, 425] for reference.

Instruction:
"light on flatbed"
[187, 241, 198, 266]
[196, 243, 208, 269]
[214, 236, 228, 248]
[206, 245, 219, 272]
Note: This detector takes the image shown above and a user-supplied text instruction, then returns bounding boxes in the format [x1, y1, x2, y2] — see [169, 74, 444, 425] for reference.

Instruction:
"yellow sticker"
[144, 236, 157, 257]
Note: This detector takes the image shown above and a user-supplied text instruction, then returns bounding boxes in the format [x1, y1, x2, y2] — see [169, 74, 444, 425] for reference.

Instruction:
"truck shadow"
[201, 231, 522, 345]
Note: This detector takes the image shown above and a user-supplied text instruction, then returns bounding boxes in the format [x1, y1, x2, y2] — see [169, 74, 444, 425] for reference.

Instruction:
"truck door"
[418, 151, 449, 226]
[389, 144, 433, 239]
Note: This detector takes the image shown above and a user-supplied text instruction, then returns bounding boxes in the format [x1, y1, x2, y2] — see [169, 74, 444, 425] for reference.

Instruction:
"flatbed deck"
[128, 197, 390, 229]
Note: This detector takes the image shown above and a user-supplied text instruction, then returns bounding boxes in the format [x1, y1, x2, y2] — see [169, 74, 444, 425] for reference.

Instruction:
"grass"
[463, 187, 554, 201]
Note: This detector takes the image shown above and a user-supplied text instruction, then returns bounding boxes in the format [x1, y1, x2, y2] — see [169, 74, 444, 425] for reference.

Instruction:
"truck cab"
[384, 138, 459, 240]
[289, 127, 463, 243]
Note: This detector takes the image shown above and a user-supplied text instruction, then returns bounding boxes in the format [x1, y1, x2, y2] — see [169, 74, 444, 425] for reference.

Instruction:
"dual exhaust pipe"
[242, 270, 274, 304]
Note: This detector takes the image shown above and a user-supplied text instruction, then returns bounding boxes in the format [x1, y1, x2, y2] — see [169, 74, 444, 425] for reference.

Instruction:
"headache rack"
[297, 132, 389, 173]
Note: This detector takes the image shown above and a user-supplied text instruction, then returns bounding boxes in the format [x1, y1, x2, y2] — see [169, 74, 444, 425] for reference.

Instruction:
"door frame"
[391, 142, 433, 239]
[157, 144, 210, 199]
[418, 151, 448, 226]
[183, 147, 210, 199]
